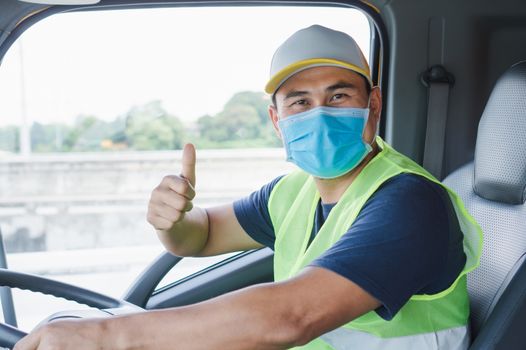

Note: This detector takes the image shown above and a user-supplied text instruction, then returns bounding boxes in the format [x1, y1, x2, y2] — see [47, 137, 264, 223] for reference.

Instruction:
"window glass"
[0, 6, 370, 331]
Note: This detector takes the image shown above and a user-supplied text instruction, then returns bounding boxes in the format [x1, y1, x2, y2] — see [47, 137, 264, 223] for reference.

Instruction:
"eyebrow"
[326, 82, 359, 92]
[284, 90, 309, 100]
[283, 82, 359, 101]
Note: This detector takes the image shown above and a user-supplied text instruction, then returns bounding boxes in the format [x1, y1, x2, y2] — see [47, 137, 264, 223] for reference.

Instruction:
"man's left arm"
[14, 266, 379, 350]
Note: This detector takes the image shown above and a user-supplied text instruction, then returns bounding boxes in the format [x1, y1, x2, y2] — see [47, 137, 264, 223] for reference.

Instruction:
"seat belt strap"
[421, 65, 455, 179]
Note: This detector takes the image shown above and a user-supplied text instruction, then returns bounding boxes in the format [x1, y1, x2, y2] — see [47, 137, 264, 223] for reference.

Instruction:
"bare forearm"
[107, 283, 305, 350]
[156, 207, 209, 256]
[14, 268, 379, 350]
[105, 267, 377, 350]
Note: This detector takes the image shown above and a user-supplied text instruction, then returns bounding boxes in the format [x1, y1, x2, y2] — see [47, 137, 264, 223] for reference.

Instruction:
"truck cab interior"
[0, 0, 525, 349]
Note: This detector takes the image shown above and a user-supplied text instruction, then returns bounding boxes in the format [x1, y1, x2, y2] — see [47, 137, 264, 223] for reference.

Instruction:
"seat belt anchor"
[421, 65, 455, 88]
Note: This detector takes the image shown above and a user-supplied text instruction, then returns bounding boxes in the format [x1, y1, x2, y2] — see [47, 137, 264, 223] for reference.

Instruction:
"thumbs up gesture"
[147, 144, 197, 231]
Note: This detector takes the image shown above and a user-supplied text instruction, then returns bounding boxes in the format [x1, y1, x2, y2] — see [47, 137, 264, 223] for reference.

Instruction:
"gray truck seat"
[443, 61, 526, 349]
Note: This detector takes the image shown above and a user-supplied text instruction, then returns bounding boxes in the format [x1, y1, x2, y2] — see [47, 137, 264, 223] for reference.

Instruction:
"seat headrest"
[474, 61, 526, 204]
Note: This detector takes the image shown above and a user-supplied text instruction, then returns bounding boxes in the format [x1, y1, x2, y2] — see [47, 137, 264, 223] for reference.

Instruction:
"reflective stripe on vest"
[268, 137, 483, 350]
[321, 325, 469, 350]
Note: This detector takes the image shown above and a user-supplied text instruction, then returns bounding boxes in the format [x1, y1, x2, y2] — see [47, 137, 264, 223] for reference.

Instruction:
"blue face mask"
[278, 106, 372, 179]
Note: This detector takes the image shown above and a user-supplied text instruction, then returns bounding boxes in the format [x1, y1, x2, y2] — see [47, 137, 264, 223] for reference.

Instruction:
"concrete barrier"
[0, 149, 294, 252]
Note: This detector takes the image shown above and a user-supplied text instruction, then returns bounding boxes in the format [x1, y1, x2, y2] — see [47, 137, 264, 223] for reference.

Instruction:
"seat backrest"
[443, 61, 526, 349]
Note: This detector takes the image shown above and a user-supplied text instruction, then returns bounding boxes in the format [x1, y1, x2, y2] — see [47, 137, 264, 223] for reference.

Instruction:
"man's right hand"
[147, 143, 197, 231]
[147, 142, 262, 257]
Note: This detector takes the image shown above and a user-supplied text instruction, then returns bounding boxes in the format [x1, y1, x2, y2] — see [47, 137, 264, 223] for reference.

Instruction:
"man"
[15, 25, 482, 350]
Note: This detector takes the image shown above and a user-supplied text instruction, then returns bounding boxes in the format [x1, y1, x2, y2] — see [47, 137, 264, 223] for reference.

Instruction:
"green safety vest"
[268, 137, 483, 350]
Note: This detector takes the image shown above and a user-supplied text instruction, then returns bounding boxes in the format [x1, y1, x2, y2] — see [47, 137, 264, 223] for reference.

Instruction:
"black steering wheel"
[0, 251, 182, 349]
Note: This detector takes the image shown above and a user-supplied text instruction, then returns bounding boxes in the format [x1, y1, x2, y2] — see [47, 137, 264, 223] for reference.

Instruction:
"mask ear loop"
[370, 91, 381, 139]
[363, 94, 376, 147]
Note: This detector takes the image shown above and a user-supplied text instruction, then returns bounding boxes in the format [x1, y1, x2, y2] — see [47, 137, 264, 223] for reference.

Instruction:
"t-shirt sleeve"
[310, 174, 465, 320]
[233, 175, 284, 249]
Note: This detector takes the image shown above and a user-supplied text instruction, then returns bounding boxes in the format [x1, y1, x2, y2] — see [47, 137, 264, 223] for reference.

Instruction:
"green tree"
[63, 115, 107, 151]
[0, 125, 20, 153]
[223, 91, 270, 124]
[201, 105, 260, 142]
[31, 122, 69, 152]
[197, 91, 280, 148]
[124, 101, 185, 150]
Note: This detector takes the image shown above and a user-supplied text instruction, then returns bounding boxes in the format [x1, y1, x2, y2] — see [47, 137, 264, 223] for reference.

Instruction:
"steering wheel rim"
[123, 251, 182, 307]
[0, 322, 26, 348]
[0, 268, 142, 348]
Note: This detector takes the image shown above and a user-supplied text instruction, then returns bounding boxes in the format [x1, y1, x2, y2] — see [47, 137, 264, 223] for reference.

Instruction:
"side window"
[0, 6, 371, 330]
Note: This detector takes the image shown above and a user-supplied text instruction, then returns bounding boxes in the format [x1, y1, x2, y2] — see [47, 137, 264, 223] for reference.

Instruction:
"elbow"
[288, 317, 318, 348]
[274, 315, 317, 348]
[264, 302, 319, 348]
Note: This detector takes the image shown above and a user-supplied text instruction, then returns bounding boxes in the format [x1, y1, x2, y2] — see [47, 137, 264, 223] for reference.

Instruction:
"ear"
[369, 86, 382, 125]
[363, 86, 382, 143]
[268, 105, 282, 139]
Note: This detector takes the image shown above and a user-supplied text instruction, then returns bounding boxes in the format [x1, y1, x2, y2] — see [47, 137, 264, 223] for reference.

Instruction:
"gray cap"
[265, 25, 371, 94]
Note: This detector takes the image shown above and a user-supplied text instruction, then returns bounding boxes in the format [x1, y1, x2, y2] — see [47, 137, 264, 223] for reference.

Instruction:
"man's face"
[268, 66, 382, 144]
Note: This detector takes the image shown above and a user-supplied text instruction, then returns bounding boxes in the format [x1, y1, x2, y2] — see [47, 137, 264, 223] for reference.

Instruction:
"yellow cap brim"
[264, 58, 372, 94]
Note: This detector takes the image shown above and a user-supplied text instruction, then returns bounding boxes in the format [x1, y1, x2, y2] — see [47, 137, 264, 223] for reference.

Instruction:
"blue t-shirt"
[233, 173, 466, 320]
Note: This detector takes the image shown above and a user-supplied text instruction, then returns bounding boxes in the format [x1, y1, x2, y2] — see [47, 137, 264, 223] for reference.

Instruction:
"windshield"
[0, 5, 371, 331]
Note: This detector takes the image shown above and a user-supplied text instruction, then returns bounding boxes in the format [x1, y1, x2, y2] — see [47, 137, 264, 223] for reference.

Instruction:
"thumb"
[181, 143, 196, 187]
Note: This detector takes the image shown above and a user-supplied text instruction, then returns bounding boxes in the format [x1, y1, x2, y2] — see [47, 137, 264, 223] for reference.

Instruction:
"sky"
[0, 6, 370, 127]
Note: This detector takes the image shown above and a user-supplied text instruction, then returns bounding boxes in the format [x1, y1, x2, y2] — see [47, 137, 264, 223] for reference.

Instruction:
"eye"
[290, 99, 308, 107]
[330, 93, 348, 102]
